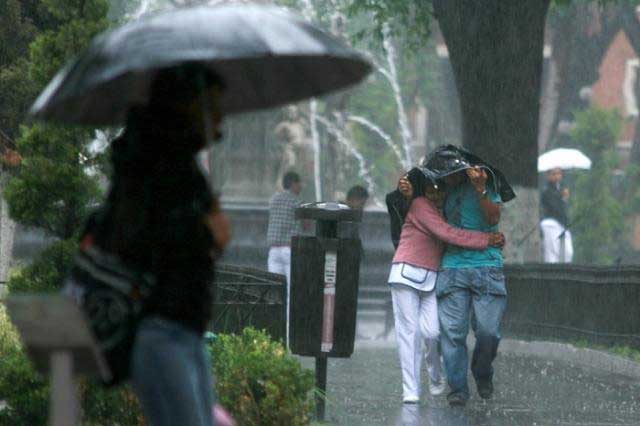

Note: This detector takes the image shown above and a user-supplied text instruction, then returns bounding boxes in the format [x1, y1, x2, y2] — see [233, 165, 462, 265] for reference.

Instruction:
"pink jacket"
[392, 196, 490, 271]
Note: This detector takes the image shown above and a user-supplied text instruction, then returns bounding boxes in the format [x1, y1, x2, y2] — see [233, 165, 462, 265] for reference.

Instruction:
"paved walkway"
[301, 328, 640, 425]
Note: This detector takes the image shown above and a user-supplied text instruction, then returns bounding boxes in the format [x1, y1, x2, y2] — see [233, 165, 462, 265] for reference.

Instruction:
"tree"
[351, 0, 551, 187]
[0, 0, 57, 285]
[540, 2, 640, 152]
[348, 0, 552, 261]
[287, 0, 442, 203]
[569, 107, 625, 264]
[0, 1, 147, 423]
[0, 0, 39, 139]
[5, 0, 108, 247]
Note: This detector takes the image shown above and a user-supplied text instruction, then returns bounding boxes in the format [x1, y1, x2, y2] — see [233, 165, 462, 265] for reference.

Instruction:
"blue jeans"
[436, 267, 507, 397]
[131, 317, 215, 426]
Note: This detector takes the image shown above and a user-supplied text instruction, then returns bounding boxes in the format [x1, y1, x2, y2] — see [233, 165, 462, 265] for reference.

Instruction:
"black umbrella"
[30, 4, 371, 125]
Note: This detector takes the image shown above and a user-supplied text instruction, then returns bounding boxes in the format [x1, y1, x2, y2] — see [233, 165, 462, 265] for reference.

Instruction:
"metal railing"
[211, 264, 287, 342]
[502, 264, 640, 349]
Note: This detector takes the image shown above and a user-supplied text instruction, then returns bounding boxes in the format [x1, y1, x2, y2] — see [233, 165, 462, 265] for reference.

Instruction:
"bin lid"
[295, 202, 362, 222]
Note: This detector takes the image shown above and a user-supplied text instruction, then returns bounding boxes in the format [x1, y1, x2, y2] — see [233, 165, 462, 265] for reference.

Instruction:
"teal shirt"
[441, 183, 503, 269]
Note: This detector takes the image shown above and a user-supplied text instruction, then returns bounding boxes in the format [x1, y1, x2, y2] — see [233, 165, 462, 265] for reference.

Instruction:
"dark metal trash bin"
[289, 202, 362, 357]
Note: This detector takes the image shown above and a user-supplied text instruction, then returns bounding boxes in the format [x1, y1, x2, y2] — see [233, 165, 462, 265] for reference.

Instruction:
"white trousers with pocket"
[391, 283, 443, 400]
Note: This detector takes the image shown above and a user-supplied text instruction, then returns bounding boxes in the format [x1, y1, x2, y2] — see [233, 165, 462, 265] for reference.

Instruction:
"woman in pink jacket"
[388, 169, 504, 403]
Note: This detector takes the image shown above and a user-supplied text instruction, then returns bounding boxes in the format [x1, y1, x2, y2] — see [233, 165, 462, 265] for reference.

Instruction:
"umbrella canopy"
[30, 4, 371, 126]
[538, 148, 592, 172]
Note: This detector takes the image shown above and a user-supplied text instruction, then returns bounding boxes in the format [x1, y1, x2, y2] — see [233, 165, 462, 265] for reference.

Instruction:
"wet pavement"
[300, 337, 640, 425]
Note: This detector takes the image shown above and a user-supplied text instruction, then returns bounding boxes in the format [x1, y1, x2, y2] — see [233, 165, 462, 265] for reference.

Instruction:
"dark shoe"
[476, 379, 494, 399]
[447, 392, 468, 407]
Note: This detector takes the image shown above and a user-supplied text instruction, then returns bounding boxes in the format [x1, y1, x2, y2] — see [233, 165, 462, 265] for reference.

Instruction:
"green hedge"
[210, 328, 315, 426]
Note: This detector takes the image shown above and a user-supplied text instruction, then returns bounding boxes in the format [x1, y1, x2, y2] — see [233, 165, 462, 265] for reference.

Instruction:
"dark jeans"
[436, 267, 507, 397]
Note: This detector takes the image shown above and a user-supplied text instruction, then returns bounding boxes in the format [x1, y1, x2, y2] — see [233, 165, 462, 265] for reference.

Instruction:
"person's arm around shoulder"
[467, 167, 501, 225]
[409, 197, 504, 250]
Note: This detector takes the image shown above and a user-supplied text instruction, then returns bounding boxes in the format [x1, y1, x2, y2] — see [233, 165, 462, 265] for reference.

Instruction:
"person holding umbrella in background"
[540, 168, 573, 263]
[537, 148, 591, 263]
[30, 4, 371, 425]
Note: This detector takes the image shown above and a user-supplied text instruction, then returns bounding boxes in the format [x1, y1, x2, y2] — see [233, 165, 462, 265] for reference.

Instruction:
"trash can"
[289, 202, 362, 358]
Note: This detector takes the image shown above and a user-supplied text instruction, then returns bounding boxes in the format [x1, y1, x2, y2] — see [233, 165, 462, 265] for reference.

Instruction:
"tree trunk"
[0, 174, 16, 290]
[432, 0, 551, 262]
[432, 0, 550, 187]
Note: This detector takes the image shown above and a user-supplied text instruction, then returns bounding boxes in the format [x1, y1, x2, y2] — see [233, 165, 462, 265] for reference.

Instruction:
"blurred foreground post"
[6, 295, 108, 426]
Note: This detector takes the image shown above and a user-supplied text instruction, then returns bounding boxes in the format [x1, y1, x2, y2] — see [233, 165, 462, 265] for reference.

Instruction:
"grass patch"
[569, 339, 640, 363]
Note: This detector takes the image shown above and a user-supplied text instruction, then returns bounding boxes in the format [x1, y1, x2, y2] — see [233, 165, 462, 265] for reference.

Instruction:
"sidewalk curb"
[354, 336, 640, 380]
[499, 339, 640, 380]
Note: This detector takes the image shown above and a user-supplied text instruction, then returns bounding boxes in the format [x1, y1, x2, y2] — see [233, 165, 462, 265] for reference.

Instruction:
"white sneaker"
[429, 378, 447, 396]
[403, 395, 419, 404]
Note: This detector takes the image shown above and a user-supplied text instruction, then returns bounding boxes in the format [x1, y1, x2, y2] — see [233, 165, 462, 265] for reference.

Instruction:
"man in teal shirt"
[436, 167, 506, 406]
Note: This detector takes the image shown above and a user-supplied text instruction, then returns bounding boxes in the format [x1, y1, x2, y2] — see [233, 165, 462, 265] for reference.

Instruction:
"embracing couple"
[386, 145, 516, 407]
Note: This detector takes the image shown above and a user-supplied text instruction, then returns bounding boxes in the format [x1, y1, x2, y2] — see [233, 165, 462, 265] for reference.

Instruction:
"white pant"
[541, 218, 574, 263]
[391, 283, 443, 400]
[268, 246, 291, 346]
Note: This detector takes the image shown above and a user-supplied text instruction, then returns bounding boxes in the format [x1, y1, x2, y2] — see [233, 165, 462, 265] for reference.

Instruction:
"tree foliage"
[0, 2, 149, 424]
[0, 0, 39, 139]
[347, 0, 431, 47]
[5, 0, 108, 243]
[569, 108, 626, 264]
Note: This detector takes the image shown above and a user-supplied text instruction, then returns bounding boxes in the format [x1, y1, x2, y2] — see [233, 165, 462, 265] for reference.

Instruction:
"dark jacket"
[541, 184, 568, 227]
[385, 167, 426, 249]
[386, 190, 410, 249]
[96, 124, 216, 334]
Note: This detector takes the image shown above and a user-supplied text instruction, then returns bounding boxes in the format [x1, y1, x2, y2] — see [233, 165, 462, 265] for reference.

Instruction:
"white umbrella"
[537, 148, 592, 172]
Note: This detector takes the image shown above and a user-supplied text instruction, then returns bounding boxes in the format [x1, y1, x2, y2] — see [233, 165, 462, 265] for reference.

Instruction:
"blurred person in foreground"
[79, 65, 231, 426]
[398, 146, 512, 407]
[388, 167, 504, 404]
[540, 167, 573, 263]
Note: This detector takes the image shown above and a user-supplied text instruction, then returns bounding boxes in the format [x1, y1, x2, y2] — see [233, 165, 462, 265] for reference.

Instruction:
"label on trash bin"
[324, 252, 337, 285]
[321, 251, 337, 353]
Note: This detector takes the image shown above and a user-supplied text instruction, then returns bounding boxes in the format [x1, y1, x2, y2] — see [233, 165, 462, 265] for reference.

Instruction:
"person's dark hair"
[282, 171, 301, 190]
[347, 185, 369, 201]
[407, 167, 428, 200]
[96, 65, 223, 268]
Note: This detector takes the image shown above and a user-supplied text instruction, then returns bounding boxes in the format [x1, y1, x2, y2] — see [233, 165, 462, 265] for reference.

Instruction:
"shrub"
[210, 328, 315, 426]
[7, 239, 77, 294]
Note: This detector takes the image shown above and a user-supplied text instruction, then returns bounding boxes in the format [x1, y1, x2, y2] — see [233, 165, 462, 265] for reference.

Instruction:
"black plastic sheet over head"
[422, 145, 516, 203]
